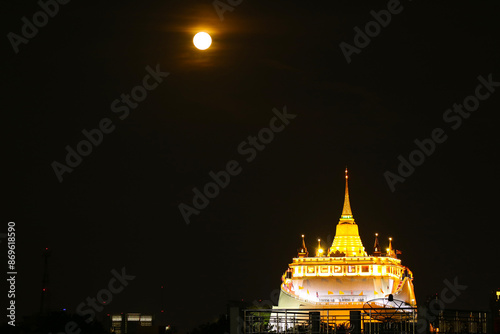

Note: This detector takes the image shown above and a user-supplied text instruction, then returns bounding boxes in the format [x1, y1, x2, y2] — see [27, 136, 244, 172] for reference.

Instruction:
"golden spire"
[373, 233, 381, 255]
[298, 234, 308, 257]
[341, 168, 353, 219]
[330, 169, 367, 256]
[316, 239, 324, 257]
[387, 237, 394, 257]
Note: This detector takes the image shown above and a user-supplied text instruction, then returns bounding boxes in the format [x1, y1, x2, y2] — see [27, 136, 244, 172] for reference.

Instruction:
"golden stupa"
[274, 169, 417, 311]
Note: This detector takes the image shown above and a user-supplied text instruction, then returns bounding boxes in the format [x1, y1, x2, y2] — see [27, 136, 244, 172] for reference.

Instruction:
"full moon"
[193, 32, 212, 50]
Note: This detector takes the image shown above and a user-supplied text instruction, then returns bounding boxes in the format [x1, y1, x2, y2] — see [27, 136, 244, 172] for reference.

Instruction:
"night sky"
[4, 0, 500, 331]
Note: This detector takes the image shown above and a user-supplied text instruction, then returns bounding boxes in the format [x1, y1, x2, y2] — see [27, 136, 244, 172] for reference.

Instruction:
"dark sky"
[3, 0, 500, 331]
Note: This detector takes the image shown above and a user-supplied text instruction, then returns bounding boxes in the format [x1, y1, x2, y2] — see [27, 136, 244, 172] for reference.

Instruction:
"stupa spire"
[330, 169, 367, 256]
[341, 168, 353, 219]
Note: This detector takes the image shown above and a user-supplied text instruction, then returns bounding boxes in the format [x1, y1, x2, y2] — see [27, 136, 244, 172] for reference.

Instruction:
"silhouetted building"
[109, 313, 154, 334]
[491, 289, 500, 334]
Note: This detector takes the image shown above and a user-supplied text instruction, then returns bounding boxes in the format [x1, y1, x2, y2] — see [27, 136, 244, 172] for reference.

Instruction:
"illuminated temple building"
[274, 170, 417, 311]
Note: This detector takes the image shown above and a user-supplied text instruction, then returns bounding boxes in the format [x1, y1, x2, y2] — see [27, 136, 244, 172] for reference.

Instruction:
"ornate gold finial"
[373, 233, 381, 255]
[316, 238, 324, 257]
[298, 234, 308, 257]
[387, 237, 394, 257]
[341, 168, 353, 219]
